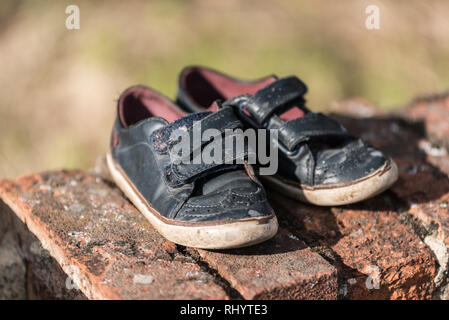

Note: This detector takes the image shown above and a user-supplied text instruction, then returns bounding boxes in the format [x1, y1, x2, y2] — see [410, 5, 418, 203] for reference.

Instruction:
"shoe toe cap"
[314, 145, 388, 186]
[175, 186, 274, 223]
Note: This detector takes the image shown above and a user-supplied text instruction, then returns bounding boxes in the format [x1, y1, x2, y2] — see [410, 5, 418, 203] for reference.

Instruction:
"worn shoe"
[107, 85, 278, 249]
[176, 66, 398, 206]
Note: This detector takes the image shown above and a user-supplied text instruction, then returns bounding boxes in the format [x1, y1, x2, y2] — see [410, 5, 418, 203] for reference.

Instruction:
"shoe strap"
[151, 106, 242, 155]
[277, 112, 352, 151]
[169, 132, 256, 185]
[226, 76, 307, 126]
[153, 107, 255, 186]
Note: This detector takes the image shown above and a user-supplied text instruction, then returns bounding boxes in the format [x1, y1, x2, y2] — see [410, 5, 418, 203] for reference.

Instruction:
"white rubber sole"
[106, 152, 278, 249]
[262, 158, 399, 206]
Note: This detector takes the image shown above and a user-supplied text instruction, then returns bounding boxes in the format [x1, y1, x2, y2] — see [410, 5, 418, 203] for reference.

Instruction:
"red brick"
[3, 93, 449, 300]
[95, 157, 339, 300]
[190, 228, 338, 300]
[390, 149, 449, 248]
[269, 194, 436, 299]
[329, 101, 449, 298]
[335, 106, 449, 248]
[0, 171, 228, 300]
[401, 95, 449, 249]
[407, 94, 449, 151]
[267, 104, 445, 299]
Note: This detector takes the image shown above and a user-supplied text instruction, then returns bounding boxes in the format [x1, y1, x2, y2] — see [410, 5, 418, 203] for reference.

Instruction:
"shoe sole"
[106, 152, 278, 249]
[262, 158, 399, 206]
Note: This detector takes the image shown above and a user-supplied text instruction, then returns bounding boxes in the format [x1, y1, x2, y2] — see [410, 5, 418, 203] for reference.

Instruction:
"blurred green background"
[1, 0, 449, 178]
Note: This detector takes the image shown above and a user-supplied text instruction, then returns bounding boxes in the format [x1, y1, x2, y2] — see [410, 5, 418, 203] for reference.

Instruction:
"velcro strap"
[278, 113, 351, 151]
[243, 76, 307, 125]
[170, 133, 256, 184]
[151, 107, 242, 155]
[168, 107, 243, 159]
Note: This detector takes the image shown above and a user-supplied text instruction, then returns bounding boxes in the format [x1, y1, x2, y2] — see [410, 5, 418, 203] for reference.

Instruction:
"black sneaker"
[176, 66, 398, 206]
[107, 85, 278, 249]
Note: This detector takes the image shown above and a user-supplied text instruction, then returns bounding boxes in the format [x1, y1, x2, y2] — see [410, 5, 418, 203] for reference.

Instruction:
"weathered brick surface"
[401, 95, 449, 246]
[331, 101, 449, 298]
[0, 172, 228, 300]
[407, 93, 449, 152]
[1, 202, 87, 299]
[0, 168, 339, 300]
[334, 109, 449, 246]
[2, 96, 449, 300]
[260, 99, 449, 299]
[95, 157, 339, 300]
[269, 194, 436, 299]
[401, 95, 449, 299]
[190, 229, 338, 300]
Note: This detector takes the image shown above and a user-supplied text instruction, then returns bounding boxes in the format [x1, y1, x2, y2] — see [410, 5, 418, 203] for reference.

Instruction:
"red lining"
[181, 67, 305, 120]
[181, 67, 276, 111]
[278, 107, 305, 121]
[119, 86, 185, 127]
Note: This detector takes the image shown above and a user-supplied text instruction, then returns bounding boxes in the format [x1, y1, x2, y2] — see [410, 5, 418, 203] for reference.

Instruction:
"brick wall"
[1, 95, 449, 300]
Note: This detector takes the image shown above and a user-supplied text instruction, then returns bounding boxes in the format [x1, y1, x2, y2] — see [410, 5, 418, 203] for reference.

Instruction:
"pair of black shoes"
[107, 66, 398, 249]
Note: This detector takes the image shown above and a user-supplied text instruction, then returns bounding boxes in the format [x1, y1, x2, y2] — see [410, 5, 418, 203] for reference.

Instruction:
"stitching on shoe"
[184, 202, 225, 208]
[230, 188, 261, 197]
